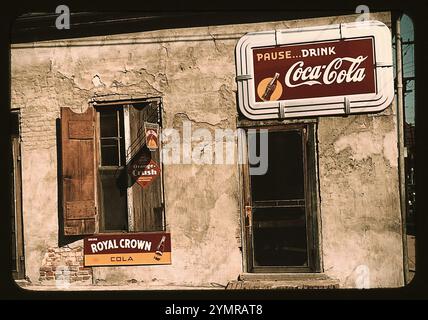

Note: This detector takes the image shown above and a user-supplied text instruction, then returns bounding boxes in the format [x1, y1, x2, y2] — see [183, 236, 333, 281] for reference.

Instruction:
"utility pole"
[396, 15, 409, 285]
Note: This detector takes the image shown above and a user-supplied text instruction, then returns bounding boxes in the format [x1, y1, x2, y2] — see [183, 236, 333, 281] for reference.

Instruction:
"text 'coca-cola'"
[252, 37, 376, 102]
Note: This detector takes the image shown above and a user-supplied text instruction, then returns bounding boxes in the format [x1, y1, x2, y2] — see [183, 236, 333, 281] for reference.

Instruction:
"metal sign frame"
[235, 20, 394, 120]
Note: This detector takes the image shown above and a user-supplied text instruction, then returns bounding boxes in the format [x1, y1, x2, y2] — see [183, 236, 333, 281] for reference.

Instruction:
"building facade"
[11, 11, 405, 289]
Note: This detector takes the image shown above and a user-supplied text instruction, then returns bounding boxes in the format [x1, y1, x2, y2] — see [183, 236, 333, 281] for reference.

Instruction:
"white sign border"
[235, 20, 394, 120]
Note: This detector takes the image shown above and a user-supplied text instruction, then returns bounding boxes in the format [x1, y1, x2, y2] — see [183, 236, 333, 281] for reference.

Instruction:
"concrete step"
[227, 273, 339, 289]
[238, 273, 331, 281]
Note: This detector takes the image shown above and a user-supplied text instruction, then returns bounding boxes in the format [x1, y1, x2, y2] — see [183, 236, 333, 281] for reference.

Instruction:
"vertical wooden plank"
[238, 128, 256, 272]
[129, 104, 144, 231]
[124, 105, 135, 232]
[305, 123, 321, 272]
[12, 135, 25, 279]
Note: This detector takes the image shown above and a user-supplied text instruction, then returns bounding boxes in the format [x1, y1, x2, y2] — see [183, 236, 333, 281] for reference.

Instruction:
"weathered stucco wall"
[11, 11, 403, 288]
[318, 110, 403, 288]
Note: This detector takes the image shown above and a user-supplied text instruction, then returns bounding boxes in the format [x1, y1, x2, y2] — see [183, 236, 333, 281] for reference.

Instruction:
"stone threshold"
[226, 273, 340, 289]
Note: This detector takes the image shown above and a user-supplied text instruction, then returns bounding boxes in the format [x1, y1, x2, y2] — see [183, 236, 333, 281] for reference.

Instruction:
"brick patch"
[39, 246, 92, 285]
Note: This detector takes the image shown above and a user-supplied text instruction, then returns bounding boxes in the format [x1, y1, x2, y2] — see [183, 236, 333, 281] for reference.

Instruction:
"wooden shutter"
[60, 107, 97, 235]
[128, 102, 163, 231]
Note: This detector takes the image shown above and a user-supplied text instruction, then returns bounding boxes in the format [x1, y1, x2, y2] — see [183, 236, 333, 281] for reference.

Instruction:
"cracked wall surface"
[318, 112, 403, 288]
[11, 11, 403, 288]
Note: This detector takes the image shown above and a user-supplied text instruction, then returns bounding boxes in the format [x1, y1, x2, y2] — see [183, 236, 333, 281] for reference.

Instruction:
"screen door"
[243, 124, 320, 273]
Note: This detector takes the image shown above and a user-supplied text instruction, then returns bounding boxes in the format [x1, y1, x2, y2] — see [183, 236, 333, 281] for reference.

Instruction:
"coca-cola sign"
[253, 38, 375, 101]
[236, 21, 394, 120]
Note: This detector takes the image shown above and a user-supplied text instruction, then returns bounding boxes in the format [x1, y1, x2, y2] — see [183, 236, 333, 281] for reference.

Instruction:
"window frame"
[98, 107, 126, 168]
[93, 98, 166, 234]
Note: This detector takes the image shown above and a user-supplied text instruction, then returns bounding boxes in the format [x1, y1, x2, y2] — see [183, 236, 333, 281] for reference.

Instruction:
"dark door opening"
[244, 124, 320, 273]
[11, 111, 25, 280]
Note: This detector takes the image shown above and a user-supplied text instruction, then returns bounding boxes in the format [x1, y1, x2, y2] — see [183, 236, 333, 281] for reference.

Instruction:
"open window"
[59, 98, 165, 236]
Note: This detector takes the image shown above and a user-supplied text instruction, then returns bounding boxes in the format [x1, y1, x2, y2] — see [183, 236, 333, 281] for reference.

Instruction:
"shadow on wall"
[56, 118, 85, 247]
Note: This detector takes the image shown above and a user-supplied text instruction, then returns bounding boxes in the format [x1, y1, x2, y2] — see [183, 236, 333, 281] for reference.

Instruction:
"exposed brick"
[40, 266, 51, 272]
[39, 247, 92, 285]
[80, 266, 90, 270]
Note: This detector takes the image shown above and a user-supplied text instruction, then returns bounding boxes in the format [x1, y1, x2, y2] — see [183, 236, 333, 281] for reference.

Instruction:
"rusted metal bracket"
[275, 29, 280, 45]
[375, 62, 393, 68]
[279, 103, 285, 119]
[245, 205, 252, 228]
[236, 74, 253, 81]
[344, 96, 351, 116]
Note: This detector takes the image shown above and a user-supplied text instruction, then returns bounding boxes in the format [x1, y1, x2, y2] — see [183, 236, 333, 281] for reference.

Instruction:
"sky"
[400, 14, 415, 125]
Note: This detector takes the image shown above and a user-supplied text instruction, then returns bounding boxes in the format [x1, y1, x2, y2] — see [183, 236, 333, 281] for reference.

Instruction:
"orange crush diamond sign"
[84, 232, 171, 266]
[136, 159, 161, 189]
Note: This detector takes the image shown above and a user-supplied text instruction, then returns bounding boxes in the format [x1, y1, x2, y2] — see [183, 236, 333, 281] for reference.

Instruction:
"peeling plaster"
[334, 131, 383, 161]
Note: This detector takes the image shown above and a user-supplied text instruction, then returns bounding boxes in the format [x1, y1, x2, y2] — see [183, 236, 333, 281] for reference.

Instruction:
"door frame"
[238, 121, 321, 273]
[11, 111, 25, 280]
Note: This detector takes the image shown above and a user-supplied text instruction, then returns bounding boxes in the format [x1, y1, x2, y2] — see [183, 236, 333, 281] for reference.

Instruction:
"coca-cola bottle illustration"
[261, 72, 280, 101]
[153, 235, 166, 261]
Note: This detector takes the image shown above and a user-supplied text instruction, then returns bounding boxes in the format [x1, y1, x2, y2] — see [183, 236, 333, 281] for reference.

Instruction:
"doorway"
[10, 111, 25, 280]
[241, 123, 320, 273]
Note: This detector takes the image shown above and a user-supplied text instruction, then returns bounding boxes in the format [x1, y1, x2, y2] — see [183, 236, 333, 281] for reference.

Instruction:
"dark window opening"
[99, 107, 125, 167]
[98, 106, 128, 232]
[99, 169, 128, 231]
